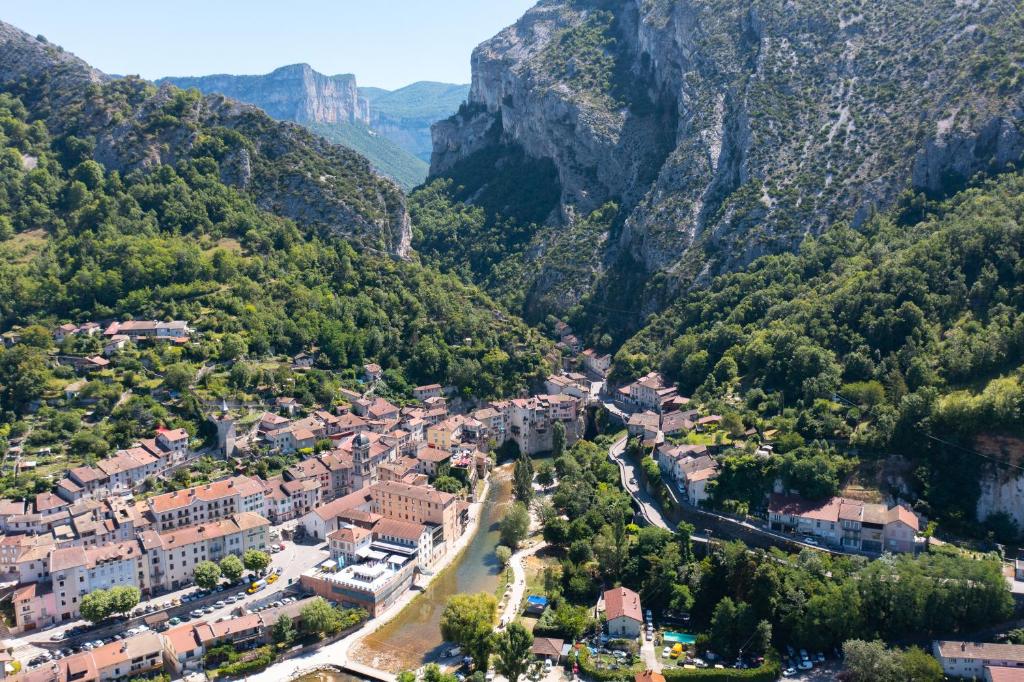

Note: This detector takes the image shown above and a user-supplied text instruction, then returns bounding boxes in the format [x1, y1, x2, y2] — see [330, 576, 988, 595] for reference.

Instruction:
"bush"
[215, 646, 275, 678]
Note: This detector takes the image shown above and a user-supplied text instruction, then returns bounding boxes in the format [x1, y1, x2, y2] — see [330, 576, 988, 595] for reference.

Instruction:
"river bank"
[244, 466, 509, 682]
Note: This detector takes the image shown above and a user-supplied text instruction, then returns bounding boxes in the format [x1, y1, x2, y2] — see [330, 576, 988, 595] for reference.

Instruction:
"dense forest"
[611, 173, 1024, 537]
[0, 83, 550, 422]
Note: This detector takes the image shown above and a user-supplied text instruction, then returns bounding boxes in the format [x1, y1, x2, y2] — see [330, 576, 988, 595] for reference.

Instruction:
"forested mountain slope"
[0, 25, 551, 420]
[424, 0, 1024, 342]
[618, 171, 1024, 534]
[0, 26, 412, 256]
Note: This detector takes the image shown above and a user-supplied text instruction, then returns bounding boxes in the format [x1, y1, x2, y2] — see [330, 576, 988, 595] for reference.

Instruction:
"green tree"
[496, 545, 512, 566]
[552, 421, 566, 458]
[300, 597, 343, 638]
[193, 560, 221, 589]
[500, 502, 531, 549]
[493, 622, 533, 682]
[440, 593, 497, 671]
[273, 614, 296, 646]
[513, 452, 534, 503]
[899, 646, 943, 682]
[80, 590, 112, 623]
[535, 462, 555, 487]
[397, 673, 416, 682]
[162, 363, 195, 392]
[842, 640, 902, 682]
[108, 586, 140, 616]
[219, 554, 244, 583]
[220, 333, 247, 361]
[243, 549, 271, 574]
[434, 475, 464, 494]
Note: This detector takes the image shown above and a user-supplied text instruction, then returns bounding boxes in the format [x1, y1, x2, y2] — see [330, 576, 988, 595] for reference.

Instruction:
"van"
[247, 579, 267, 594]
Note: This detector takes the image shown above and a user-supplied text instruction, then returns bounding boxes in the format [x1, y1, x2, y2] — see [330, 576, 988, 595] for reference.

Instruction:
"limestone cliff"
[430, 0, 1024, 325]
[161, 64, 371, 126]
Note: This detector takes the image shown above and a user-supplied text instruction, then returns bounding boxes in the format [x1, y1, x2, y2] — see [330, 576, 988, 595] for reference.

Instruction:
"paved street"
[13, 536, 328, 665]
[607, 436, 676, 532]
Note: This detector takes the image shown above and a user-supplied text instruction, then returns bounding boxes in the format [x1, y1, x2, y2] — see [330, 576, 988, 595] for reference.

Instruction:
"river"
[345, 464, 514, 673]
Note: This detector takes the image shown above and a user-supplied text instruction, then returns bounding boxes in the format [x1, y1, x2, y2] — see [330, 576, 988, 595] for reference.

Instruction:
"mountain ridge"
[161, 66, 468, 189]
[427, 0, 1024, 342]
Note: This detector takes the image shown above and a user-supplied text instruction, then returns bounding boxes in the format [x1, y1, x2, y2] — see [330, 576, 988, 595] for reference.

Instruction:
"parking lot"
[14, 539, 328, 669]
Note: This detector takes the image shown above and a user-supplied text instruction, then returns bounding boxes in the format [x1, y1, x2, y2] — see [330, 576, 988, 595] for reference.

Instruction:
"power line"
[831, 391, 1024, 473]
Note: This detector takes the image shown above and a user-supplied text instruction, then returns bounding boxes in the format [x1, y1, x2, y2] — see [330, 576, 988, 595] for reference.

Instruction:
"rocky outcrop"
[161, 64, 370, 126]
[431, 0, 1024, 321]
[0, 23, 411, 256]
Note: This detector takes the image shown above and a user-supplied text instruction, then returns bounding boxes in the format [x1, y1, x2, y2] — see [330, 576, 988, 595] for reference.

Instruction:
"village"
[0, 318, 1018, 682]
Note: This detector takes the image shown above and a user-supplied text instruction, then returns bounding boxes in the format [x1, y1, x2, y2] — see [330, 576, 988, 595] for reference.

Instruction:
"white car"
[662, 647, 671, 658]
[782, 668, 797, 678]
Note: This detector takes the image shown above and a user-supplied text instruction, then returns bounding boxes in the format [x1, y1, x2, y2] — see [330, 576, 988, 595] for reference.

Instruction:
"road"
[14, 539, 328, 665]
[606, 436, 844, 555]
[608, 436, 676, 532]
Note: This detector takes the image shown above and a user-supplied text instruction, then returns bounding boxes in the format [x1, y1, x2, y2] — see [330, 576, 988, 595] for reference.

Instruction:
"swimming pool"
[662, 632, 697, 644]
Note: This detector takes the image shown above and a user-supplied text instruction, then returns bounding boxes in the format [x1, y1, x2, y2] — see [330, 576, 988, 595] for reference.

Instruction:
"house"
[768, 495, 919, 553]
[292, 352, 316, 369]
[54, 323, 79, 343]
[103, 335, 129, 356]
[674, 456, 718, 506]
[64, 381, 87, 402]
[413, 384, 443, 401]
[545, 374, 589, 401]
[415, 445, 452, 477]
[622, 372, 679, 414]
[581, 349, 612, 377]
[90, 631, 164, 680]
[532, 637, 565, 664]
[603, 586, 643, 639]
[328, 523, 373, 567]
[987, 666, 1024, 682]
[103, 320, 190, 341]
[933, 641, 1024, 679]
[363, 363, 383, 383]
[627, 411, 660, 439]
[147, 476, 267, 531]
[661, 410, 698, 436]
[276, 397, 301, 416]
[162, 621, 205, 674]
[139, 512, 269, 591]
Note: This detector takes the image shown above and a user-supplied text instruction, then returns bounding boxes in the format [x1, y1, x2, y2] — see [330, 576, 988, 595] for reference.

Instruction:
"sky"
[1, 1, 537, 90]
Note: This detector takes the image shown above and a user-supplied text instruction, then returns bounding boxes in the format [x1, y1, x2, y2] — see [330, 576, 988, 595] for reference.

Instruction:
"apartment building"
[369, 480, 458, 560]
[147, 476, 266, 531]
[768, 494, 919, 553]
[508, 394, 582, 455]
[933, 641, 1024, 679]
[140, 512, 269, 591]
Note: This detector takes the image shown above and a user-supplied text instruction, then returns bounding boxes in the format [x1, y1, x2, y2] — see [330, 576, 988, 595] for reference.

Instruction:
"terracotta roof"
[142, 512, 268, 550]
[164, 622, 204, 656]
[149, 475, 264, 513]
[936, 641, 1024, 663]
[604, 586, 642, 623]
[196, 613, 262, 643]
[532, 637, 565, 658]
[0, 499, 26, 515]
[987, 667, 1024, 682]
[417, 446, 453, 463]
[372, 480, 456, 505]
[90, 631, 162, 671]
[373, 517, 427, 542]
[34, 492, 68, 513]
[329, 525, 372, 544]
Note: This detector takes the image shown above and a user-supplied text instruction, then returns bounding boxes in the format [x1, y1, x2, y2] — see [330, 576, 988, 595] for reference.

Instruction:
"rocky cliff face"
[431, 0, 1024, 324]
[0, 25, 411, 256]
[162, 64, 371, 126]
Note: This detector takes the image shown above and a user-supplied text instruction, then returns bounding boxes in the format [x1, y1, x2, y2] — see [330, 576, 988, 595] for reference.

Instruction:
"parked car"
[203, 605, 215, 614]
[662, 647, 671, 658]
[803, 537, 819, 546]
[782, 668, 797, 678]
[214, 600, 226, 609]
[190, 609, 204, 618]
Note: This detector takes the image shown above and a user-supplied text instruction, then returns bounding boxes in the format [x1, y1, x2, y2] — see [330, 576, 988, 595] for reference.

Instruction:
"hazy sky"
[2, 1, 537, 90]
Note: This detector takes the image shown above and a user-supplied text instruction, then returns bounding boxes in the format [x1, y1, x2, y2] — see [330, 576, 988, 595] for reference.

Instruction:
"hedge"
[576, 648, 781, 682]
